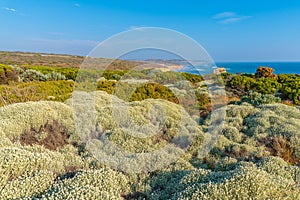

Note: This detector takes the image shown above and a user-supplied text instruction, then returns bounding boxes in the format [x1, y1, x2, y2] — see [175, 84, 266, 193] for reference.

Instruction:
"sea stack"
[213, 67, 227, 74]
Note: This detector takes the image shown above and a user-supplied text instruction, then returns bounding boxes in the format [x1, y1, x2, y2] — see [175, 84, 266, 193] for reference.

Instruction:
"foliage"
[66, 91, 202, 155]
[181, 72, 204, 84]
[1, 59, 300, 199]
[226, 68, 300, 105]
[226, 75, 279, 95]
[195, 101, 300, 169]
[278, 74, 300, 105]
[20, 69, 47, 82]
[129, 82, 179, 103]
[240, 91, 281, 106]
[0, 101, 75, 142]
[255, 66, 277, 79]
[0, 81, 74, 106]
[0, 145, 84, 199]
[148, 158, 300, 199]
[226, 75, 256, 93]
[44, 71, 66, 81]
[0, 64, 19, 84]
[42, 168, 129, 200]
[97, 80, 116, 94]
[0, 89, 299, 198]
[0, 51, 142, 69]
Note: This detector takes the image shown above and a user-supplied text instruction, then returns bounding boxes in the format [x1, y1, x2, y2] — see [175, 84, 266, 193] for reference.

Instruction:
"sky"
[0, 0, 300, 61]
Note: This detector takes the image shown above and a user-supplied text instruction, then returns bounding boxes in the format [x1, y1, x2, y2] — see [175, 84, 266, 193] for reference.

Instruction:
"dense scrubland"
[0, 52, 300, 199]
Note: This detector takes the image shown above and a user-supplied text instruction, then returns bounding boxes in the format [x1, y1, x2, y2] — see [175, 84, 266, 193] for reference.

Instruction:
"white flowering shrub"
[67, 91, 203, 154]
[41, 168, 129, 200]
[0, 89, 299, 199]
[0, 147, 64, 180]
[0, 101, 75, 143]
[0, 171, 56, 199]
[20, 69, 46, 82]
[241, 91, 281, 106]
[18, 69, 66, 82]
[0, 145, 84, 199]
[258, 156, 300, 183]
[244, 103, 300, 161]
[44, 71, 66, 81]
[148, 158, 300, 200]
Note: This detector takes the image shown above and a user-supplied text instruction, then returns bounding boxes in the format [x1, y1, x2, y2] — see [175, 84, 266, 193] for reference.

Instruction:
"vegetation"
[0, 81, 74, 106]
[0, 52, 300, 199]
[0, 91, 299, 199]
[226, 69, 300, 105]
[255, 66, 277, 79]
[0, 51, 142, 69]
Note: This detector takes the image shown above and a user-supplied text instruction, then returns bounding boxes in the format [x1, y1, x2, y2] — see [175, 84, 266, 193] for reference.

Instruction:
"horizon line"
[1, 50, 300, 63]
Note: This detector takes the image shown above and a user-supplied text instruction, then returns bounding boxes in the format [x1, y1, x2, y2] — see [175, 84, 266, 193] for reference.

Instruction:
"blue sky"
[0, 0, 300, 61]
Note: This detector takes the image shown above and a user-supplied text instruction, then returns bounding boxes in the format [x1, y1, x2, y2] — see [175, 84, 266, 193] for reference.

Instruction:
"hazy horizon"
[2, 50, 300, 63]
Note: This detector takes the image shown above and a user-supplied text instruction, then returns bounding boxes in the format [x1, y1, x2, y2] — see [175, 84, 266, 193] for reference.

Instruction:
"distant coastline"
[180, 62, 300, 75]
[216, 62, 300, 74]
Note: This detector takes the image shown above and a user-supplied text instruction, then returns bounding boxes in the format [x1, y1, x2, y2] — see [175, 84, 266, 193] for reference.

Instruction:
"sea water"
[180, 62, 300, 75]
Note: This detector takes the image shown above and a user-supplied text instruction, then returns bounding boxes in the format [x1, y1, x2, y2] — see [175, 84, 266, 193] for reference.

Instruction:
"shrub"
[181, 72, 203, 84]
[226, 75, 256, 95]
[278, 74, 300, 105]
[97, 80, 116, 94]
[0, 101, 75, 142]
[215, 157, 238, 171]
[270, 135, 296, 164]
[66, 91, 203, 172]
[241, 91, 281, 106]
[199, 101, 300, 167]
[27, 66, 79, 80]
[0, 81, 74, 106]
[255, 77, 280, 94]
[0, 64, 19, 84]
[244, 103, 300, 163]
[42, 168, 129, 200]
[255, 66, 277, 79]
[20, 69, 46, 82]
[129, 82, 178, 103]
[44, 71, 66, 81]
[147, 159, 300, 199]
[0, 170, 56, 199]
[101, 70, 127, 80]
[0, 145, 85, 199]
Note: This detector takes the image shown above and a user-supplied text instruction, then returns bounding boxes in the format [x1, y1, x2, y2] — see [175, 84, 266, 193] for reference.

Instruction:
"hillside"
[0, 52, 300, 199]
[0, 91, 300, 199]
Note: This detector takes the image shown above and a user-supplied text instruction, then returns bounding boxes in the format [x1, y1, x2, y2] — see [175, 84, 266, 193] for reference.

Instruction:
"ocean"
[180, 62, 300, 75]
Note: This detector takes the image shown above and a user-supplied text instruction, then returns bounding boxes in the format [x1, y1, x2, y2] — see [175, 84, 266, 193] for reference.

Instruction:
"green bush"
[227, 75, 280, 95]
[130, 82, 178, 103]
[0, 64, 19, 84]
[97, 80, 116, 94]
[226, 73, 300, 105]
[278, 74, 300, 105]
[181, 72, 203, 84]
[226, 75, 256, 93]
[0, 81, 74, 106]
